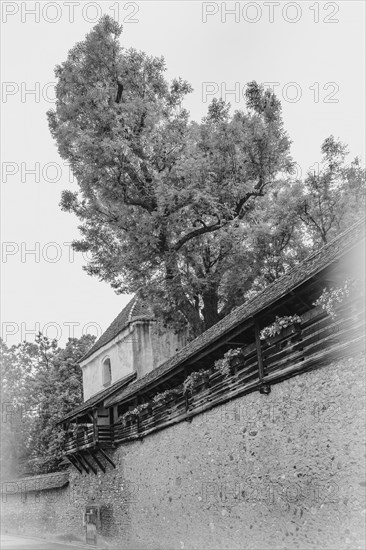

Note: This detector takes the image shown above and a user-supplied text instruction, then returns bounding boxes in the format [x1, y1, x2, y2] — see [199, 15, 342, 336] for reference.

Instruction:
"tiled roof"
[81, 295, 154, 361]
[58, 371, 136, 424]
[2, 472, 69, 493]
[104, 218, 365, 406]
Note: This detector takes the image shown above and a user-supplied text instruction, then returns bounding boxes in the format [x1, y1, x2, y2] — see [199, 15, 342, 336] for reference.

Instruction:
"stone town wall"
[2, 352, 365, 550]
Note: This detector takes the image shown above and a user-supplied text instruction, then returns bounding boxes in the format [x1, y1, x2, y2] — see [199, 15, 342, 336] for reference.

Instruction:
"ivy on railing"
[260, 315, 301, 340]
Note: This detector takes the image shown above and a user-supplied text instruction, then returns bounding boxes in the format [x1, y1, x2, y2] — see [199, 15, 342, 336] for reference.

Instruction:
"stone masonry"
[2, 351, 365, 549]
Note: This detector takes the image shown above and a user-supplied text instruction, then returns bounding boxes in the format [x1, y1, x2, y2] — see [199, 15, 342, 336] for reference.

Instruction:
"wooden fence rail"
[112, 300, 365, 445]
[64, 425, 113, 455]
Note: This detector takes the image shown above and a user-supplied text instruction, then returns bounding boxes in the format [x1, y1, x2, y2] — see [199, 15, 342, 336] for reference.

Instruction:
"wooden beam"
[78, 454, 91, 474]
[66, 455, 83, 474]
[254, 320, 265, 381]
[257, 316, 296, 395]
[92, 409, 98, 443]
[183, 367, 189, 413]
[226, 341, 246, 346]
[98, 448, 116, 469]
[254, 320, 272, 395]
[74, 453, 89, 474]
[81, 452, 97, 475]
[185, 321, 253, 365]
[136, 396, 141, 434]
[290, 290, 312, 309]
[87, 450, 105, 474]
[111, 406, 117, 426]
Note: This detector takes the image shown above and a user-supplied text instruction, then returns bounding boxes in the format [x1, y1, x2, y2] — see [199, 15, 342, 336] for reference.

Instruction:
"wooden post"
[255, 320, 271, 395]
[66, 455, 83, 474]
[111, 407, 117, 444]
[92, 409, 98, 444]
[136, 396, 140, 434]
[99, 448, 116, 469]
[88, 450, 106, 474]
[254, 320, 265, 381]
[81, 453, 97, 475]
[75, 453, 90, 474]
[183, 367, 189, 413]
[75, 417, 80, 451]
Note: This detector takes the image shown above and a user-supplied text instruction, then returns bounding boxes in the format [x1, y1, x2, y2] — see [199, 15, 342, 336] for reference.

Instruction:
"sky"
[1, 0, 365, 346]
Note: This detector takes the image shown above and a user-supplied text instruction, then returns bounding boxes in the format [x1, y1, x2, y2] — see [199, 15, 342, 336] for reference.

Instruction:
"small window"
[102, 358, 111, 386]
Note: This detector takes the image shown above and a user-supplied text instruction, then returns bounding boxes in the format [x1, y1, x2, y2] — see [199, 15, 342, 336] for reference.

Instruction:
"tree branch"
[173, 182, 268, 251]
[174, 219, 223, 251]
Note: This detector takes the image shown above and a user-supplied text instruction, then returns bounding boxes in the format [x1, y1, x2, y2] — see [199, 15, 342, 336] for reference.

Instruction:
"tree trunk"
[165, 254, 203, 337]
[201, 287, 220, 331]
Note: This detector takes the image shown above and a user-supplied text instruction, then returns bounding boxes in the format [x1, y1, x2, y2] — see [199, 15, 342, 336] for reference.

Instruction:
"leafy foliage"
[1, 333, 95, 477]
[152, 388, 181, 405]
[214, 348, 243, 377]
[120, 402, 151, 422]
[313, 278, 360, 319]
[1, 338, 41, 479]
[295, 136, 365, 244]
[260, 315, 302, 340]
[182, 369, 211, 395]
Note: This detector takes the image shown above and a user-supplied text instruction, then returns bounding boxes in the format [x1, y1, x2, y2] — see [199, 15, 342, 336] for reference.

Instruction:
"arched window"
[102, 357, 111, 386]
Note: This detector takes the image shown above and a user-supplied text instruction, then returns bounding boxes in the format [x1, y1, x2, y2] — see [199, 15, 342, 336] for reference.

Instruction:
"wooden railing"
[112, 300, 365, 444]
[64, 425, 113, 455]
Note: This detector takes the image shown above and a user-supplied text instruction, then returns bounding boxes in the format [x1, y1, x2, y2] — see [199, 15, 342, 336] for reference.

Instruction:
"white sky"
[1, 1, 365, 346]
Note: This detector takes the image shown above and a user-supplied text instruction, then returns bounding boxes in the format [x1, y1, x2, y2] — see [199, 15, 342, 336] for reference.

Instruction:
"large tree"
[48, 16, 293, 336]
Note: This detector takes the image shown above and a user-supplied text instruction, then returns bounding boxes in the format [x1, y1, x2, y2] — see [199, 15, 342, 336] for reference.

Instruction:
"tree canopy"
[47, 15, 365, 337]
